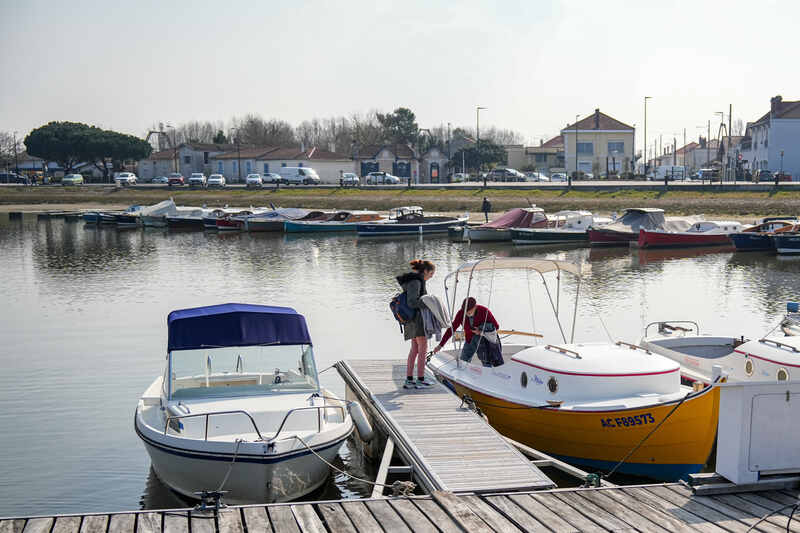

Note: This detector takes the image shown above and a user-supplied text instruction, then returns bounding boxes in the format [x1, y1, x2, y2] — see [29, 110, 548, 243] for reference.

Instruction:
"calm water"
[1, 214, 799, 517]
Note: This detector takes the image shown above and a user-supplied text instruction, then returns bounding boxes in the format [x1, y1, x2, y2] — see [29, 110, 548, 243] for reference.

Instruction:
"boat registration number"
[601, 414, 655, 428]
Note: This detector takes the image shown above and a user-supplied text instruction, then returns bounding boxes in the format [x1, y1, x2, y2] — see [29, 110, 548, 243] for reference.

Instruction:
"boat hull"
[588, 228, 636, 246]
[166, 216, 204, 229]
[511, 228, 589, 245]
[357, 217, 467, 236]
[244, 219, 287, 232]
[730, 232, 774, 251]
[141, 215, 168, 228]
[442, 378, 718, 481]
[136, 420, 349, 504]
[216, 219, 244, 231]
[772, 233, 800, 254]
[285, 221, 359, 233]
[82, 212, 100, 224]
[637, 229, 732, 249]
[463, 228, 511, 242]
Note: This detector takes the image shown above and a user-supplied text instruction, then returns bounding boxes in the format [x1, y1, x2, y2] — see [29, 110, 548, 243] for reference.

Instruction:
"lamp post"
[571, 114, 579, 188]
[229, 128, 241, 183]
[477, 106, 486, 187]
[165, 124, 178, 175]
[644, 97, 651, 177]
[13, 131, 19, 177]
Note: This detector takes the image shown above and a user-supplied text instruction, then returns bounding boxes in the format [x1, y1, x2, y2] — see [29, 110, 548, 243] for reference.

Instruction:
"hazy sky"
[1, 0, 797, 152]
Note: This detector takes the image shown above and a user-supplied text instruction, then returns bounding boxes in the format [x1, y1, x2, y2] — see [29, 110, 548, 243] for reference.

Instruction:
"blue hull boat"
[772, 233, 800, 254]
[730, 232, 774, 251]
[358, 216, 467, 236]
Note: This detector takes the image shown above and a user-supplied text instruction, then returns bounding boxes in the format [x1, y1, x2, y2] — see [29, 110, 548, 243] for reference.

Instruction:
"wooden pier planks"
[4, 484, 800, 532]
[341, 359, 553, 493]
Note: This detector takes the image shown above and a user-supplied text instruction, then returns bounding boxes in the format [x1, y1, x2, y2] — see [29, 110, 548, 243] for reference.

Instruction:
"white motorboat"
[511, 210, 613, 245]
[135, 303, 355, 504]
[640, 308, 800, 385]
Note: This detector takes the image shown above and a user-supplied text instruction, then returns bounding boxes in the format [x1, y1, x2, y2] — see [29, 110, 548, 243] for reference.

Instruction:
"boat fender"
[347, 402, 374, 442]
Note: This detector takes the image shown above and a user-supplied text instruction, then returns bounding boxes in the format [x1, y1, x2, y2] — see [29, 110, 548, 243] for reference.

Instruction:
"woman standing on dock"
[397, 259, 437, 389]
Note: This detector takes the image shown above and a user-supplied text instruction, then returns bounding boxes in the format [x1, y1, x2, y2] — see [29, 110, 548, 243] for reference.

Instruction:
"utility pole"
[728, 103, 733, 183]
[477, 106, 486, 187]
[683, 128, 686, 169]
[572, 114, 579, 187]
[13, 131, 19, 177]
[644, 97, 651, 176]
[707, 120, 711, 173]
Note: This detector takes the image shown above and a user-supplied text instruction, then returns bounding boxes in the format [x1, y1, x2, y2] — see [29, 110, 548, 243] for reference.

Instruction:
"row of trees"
[24, 122, 152, 178]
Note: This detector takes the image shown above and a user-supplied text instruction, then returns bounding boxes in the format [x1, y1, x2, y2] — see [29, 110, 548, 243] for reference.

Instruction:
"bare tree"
[231, 114, 296, 146]
[0, 131, 24, 168]
[732, 118, 744, 136]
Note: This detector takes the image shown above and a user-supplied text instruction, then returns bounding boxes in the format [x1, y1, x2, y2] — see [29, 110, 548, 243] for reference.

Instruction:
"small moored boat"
[772, 230, 800, 254]
[729, 219, 797, 251]
[284, 211, 383, 233]
[455, 207, 548, 242]
[243, 209, 328, 232]
[511, 211, 612, 245]
[636, 220, 744, 249]
[357, 206, 467, 236]
[135, 303, 355, 504]
[588, 208, 699, 246]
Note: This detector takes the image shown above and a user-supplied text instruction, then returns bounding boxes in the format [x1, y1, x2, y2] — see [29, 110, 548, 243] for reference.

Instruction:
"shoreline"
[2, 185, 799, 221]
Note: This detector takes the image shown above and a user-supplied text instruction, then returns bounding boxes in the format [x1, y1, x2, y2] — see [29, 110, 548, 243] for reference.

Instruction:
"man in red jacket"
[432, 297, 500, 363]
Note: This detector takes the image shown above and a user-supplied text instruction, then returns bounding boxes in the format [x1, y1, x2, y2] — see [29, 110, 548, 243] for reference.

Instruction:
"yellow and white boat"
[427, 258, 720, 480]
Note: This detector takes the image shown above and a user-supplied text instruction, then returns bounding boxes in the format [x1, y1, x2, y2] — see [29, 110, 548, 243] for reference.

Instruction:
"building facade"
[353, 144, 419, 182]
[562, 109, 634, 177]
[525, 136, 564, 175]
[138, 143, 233, 181]
[740, 96, 800, 178]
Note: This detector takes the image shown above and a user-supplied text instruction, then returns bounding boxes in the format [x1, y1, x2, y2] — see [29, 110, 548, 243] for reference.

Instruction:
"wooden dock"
[4, 484, 799, 532]
[337, 359, 554, 494]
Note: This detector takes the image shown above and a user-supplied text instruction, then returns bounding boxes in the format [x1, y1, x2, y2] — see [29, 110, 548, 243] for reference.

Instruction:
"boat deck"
[337, 359, 554, 494]
[5, 484, 800, 532]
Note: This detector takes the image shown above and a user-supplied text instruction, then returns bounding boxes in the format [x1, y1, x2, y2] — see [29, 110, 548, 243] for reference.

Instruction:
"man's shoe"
[403, 378, 418, 389]
[416, 377, 434, 387]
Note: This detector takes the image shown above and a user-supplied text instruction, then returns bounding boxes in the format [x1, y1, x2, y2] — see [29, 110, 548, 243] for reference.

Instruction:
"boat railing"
[645, 320, 700, 337]
[164, 409, 265, 441]
[545, 344, 581, 359]
[758, 337, 800, 353]
[269, 405, 346, 443]
[615, 341, 652, 354]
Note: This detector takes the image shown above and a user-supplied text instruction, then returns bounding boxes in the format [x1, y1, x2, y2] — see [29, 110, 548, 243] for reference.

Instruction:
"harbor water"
[1, 213, 799, 517]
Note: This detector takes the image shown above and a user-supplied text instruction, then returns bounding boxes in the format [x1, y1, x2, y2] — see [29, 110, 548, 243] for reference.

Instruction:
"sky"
[1, 0, 797, 154]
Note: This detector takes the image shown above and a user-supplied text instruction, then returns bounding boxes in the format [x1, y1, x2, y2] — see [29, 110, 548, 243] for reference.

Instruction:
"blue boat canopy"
[167, 303, 311, 352]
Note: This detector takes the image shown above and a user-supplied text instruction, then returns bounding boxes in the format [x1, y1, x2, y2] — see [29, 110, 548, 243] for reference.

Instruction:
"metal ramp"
[337, 359, 554, 493]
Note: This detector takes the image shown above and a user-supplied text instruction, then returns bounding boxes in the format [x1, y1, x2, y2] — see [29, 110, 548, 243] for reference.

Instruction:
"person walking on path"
[481, 197, 492, 223]
[396, 259, 437, 389]
[433, 297, 500, 364]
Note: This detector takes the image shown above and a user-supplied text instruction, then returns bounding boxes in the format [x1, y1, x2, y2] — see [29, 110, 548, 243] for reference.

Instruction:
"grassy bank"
[2, 185, 800, 218]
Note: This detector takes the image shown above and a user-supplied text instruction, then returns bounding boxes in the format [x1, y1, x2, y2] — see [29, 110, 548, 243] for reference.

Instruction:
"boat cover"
[599, 208, 694, 234]
[479, 208, 545, 229]
[167, 303, 311, 351]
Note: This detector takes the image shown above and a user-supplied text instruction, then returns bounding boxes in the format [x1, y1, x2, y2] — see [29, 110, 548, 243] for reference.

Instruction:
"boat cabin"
[686, 220, 743, 233]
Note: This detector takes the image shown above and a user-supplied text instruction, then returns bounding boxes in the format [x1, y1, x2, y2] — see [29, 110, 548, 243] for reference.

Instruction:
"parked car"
[188, 173, 207, 188]
[365, 171, 401, 185]
[245, 174, 263, 188]
[207, 174, 226, 188]
[774, 172, 792, 182]
[168, 173, 185, 186]
[0, 171, 26, 183]
[114, 172, 137, 186]
[341, 172, 360, 186]
[488, 168, 526, 182]
[279, 167, 321, 185]
[525, 172, 549, 182]
[151, 176, 169, 184]
[550, 173, 567, 182]
[262, 173, 281, 184]
[62, 173, 84, 186]
[451, 173, 468, 183]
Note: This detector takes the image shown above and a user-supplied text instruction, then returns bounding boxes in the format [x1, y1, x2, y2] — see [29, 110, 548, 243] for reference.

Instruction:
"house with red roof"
[561, 109, 634, 177]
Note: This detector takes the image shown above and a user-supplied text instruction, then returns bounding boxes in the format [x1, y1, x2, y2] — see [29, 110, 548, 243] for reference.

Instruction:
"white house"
[740, 95, 800, 178]
[138, 143, 234, 181]
[211, 146, 356, 183]
[353, 144, 419, 182]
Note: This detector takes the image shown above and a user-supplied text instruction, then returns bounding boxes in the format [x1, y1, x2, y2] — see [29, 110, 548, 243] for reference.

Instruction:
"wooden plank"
[507, 494, 579, 533]
[341, 502, 382, 533]
[242, 507, 272, 533]
[79, 516, 108, 533]
[549, 492, 633, 532]
[410, 499, 464, 533]
[482, 496, 549, 533]
[107, 515, 135, 533]
[267, 507, 300, 533]
[648, 486, 755, 533]
[600, 486, 697, 533]
[51, 517, 81, 533]
[21, 519, 52, 533]
[460, 495, 522, 533]
[387, 499, 438, 533]
[577, 489, 677, 532]
[713, 494, 800, 533]
[694, 479, 800, 496]
[162, 514, 189, 533]
[217, 510, 243, 533]
[317, 504, 356, 533]
[189, 513, 215, 533]
[430, 491, 492, 533]
[751, 490, 800, 507]
[291, 505, 326, 533]
[363, 501, 410, 533]
[0, 521, 26, 533]
[529, 493, 607, 533]
[135, 513, 161, 533]
[622, 487, 726, 533]
[670, 483, 790, 532]
[372, 438, 395, 499]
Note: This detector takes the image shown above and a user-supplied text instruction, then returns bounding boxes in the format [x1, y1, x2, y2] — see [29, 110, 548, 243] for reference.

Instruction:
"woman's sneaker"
[416, 377, 434, 387]
[403, 378, 418, 389]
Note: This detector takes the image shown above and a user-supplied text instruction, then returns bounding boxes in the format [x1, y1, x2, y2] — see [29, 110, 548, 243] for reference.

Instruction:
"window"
[608, 142, 624, 154]
[263, 163, 269, 174]
[281, 162, 287, 167]
[217, 162, 223, 173]
[183, 156, 191, 164]
[246, 161, 252, 173]
[203, 152, 209, 164]
[577, 142, 593, 155]
[298, 162, 303, 167]
[233, 161, 238, 172]
[535, 153, 547, 163]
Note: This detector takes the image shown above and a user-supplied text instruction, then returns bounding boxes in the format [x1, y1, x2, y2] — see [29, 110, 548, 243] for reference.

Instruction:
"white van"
[278, 167, 321, 185]
[654, 165, 686, 181]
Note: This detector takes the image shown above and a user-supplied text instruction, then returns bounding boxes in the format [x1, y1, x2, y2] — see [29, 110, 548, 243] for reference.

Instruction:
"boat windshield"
[169, 344, 319, 399]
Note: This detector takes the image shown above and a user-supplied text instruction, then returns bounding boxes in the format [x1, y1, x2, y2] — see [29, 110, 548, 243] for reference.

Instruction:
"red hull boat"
[637, 229, 733, 248]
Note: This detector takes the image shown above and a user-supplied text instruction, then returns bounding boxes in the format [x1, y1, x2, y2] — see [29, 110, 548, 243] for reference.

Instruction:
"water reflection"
[1, 217, 799, 516]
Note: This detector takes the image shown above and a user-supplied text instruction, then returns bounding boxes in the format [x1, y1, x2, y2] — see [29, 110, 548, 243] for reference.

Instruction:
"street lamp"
[477, 106, 487, 187]
[644, 97, 651, 176]
[229, 127, 241, 183]
[13, 131, 19, 177]
[571, 114, 579, 188]
[165, 124, 178, 175]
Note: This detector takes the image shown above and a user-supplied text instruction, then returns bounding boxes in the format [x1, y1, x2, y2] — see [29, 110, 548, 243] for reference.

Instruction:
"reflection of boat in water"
[641, 312, 800, 385]
[357, 206, 467, 236]
[135, 303, 354, 504]
[634, 245, 734, 265]
[428, 257, 720, 480]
